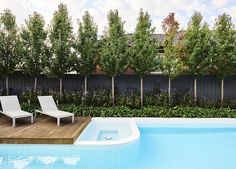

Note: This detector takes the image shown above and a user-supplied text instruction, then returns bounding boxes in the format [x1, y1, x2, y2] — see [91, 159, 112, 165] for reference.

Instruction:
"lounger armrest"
[35, 110, 43, 113]
[58, 109, 75, 114]
[58, 109, 89, 116]
[35, 110, 43, 117]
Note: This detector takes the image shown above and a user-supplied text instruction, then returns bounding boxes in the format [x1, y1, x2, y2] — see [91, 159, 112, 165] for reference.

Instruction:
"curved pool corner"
[74, 119, 140, 146]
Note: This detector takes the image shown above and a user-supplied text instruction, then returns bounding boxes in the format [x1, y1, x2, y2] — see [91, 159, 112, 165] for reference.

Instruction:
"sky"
[0, 0, 236, 34]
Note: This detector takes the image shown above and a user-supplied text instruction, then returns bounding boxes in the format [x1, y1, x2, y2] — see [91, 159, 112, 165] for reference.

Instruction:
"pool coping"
[92, 117, 236, 126]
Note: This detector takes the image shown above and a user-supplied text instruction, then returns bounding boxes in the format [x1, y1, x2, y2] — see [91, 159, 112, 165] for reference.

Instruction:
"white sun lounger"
[0, 96, 33, 127]
[36, 96, 74, 126]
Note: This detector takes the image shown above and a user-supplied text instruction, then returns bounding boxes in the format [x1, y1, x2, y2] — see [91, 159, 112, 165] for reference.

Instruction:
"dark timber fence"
[0, 71, 236, 101]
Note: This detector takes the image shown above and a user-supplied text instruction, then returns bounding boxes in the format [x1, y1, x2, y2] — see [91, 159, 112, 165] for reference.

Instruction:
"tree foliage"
[46, 3, 74, 79]
[100, 10, 128, 77]
[130, 9, 159, 75]
[74, 11, 98, 77]
[20, 12, 47, 78]
[212, 13, 236, 79]
[0, 9, 19, 77]
[182, 11, 215, 77]
[161, 13, 182, 79]
[1, 6, 236, 100]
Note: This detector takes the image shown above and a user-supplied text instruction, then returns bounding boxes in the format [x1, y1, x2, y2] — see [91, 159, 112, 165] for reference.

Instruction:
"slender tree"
[161, 13, 182, 103]
[75, 11, 98, 95]
[212, 13, 236, 104]
[20, 12, 47, 91]
[47, 3, 74, 95]
[182, 12, 214, 104]
[100, 10, 129, 105]
[0, 9, 19, 95]
[130, 9, 159, 107]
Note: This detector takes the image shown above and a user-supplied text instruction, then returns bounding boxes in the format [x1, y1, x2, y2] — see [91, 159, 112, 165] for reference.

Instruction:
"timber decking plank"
[0, 115, 91, 144]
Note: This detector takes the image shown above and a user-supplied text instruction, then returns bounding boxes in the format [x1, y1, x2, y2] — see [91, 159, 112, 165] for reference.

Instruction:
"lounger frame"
[36, 96, 74, 126]
[0, 96, 33, 127]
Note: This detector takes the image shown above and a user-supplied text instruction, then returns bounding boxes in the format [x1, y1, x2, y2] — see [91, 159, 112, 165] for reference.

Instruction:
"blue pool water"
[1, 126, 236, 169]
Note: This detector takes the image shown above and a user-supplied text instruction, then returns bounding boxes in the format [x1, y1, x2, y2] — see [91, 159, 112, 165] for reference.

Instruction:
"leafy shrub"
[19, 96, 236, 118]
[58, 105, 236, 118]
[18, 88, 236, 110]
[116, 94, 141, 109]
[21, 102, 39, 113]
[85, 87, 112, 107]
[172, 91, 194, 107]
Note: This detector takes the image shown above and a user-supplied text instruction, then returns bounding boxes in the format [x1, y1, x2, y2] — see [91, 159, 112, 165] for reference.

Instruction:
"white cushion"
[0, 96, 21, 112]
[41, 110, 73, 118]
[2, 110, 32, 118]
[38, 96, 58, 112]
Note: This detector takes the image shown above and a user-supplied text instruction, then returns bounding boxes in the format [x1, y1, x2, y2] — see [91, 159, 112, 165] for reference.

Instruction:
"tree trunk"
[111, 76, 115, 105]
[168, 77, 171, 104]
[84, 76, 87, 94]
[6, 75, 9, 95]
[59, 78, 63, 96]
[194, 77, 197, 105]
[140, 76, 143, 107]
[221, 79, 224, 105]
[34, 76, 37, 92]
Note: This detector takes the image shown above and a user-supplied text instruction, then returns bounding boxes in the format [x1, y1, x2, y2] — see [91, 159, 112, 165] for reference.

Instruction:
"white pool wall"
[78, 123, 131, 141]
[75, 119, 140, 146]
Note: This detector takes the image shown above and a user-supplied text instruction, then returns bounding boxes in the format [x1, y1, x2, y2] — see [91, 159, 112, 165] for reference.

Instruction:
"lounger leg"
[72, 115, 74, 123]
[12, 118, 15, 127]
[57, 118, 60, 126]
[31, 115, 33, 124]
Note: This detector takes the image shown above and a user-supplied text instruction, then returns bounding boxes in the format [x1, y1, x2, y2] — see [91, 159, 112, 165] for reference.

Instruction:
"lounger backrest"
[0, 96, 21, 112]
[38, 96, 58, 112]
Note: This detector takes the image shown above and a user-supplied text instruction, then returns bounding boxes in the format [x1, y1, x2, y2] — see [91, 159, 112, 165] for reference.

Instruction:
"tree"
[161, 13, 182, 103]
[212, 13, 236, 104]
[75, 11, 98, 95]
[0, 9, 19, 95]
[47, 3, 74, 95]
[20, 12, 47, 91]
[100, 10, 129, 105]
[182, 12, 214, 104]
[130, 9, 159, 107]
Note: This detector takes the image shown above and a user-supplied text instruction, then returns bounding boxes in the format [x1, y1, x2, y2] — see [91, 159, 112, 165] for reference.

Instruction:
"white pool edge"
[92, 117, 236, 125]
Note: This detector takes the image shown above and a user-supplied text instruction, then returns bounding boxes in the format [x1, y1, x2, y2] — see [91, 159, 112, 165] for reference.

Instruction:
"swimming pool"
[1, 118, 236, 169]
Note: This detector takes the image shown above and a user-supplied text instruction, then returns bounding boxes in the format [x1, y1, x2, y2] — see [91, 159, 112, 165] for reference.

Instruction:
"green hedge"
[19, 89, 236, 109]
[21, 103, 236, 118]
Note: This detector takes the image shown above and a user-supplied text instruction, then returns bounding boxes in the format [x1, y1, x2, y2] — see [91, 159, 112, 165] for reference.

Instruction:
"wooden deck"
[0, 115, 91, 144]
